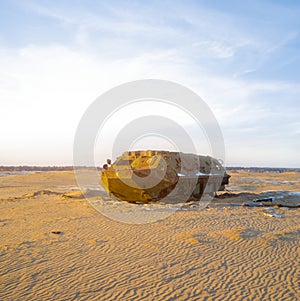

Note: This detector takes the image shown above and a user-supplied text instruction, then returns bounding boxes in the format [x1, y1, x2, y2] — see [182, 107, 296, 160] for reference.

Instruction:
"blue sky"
[0, 0, 299, 167]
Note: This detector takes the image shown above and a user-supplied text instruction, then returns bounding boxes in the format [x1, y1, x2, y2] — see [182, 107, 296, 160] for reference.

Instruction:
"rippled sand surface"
[0, 170, 299, 300]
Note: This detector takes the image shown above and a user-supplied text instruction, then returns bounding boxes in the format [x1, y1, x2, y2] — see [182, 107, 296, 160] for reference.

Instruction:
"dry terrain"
[0, 170, 299, 300]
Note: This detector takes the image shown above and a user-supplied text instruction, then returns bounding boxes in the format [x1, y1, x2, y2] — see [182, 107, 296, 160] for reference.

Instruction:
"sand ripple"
[0, 170, 299, 300]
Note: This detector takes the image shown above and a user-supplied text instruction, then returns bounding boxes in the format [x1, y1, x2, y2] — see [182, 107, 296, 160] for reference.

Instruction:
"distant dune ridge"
[0, 170, 299, 300]
[1, 165, 300, 172]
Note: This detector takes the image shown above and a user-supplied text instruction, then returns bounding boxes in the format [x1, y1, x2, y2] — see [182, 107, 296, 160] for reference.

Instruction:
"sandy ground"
[0, 170, 299, 300]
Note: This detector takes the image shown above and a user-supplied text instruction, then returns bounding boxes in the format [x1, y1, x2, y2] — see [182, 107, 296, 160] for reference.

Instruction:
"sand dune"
[0, 170, 299, 300]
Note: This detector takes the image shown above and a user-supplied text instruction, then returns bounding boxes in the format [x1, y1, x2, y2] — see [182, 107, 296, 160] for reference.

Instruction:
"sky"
[0, 0, 299, 167]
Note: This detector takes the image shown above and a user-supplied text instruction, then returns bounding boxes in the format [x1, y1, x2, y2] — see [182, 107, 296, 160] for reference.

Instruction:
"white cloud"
[1, 43, 299, 166]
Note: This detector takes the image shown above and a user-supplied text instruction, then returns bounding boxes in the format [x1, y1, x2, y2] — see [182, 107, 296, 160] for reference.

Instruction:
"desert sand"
[0, 170, 299, 300]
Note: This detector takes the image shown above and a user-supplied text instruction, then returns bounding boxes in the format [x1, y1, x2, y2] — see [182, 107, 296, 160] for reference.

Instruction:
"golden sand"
[0, 171, 299, 300]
